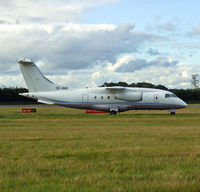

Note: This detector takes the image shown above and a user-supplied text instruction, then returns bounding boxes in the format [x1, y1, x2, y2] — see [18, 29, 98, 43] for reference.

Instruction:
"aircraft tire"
[110, 110, 117, 115]
[170, 112, 176, 115]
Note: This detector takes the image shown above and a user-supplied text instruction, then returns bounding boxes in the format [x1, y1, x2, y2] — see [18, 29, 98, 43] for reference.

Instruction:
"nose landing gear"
[169, 109, 176, 115]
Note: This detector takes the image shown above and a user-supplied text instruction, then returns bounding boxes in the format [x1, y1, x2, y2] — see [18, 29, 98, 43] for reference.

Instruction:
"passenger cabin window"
[108, 96, 110, 99]
[101, 96, 103, 99]
[94, 96, 97, 99]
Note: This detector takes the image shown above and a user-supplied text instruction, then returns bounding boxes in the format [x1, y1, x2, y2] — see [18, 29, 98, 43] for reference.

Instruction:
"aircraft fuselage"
[21, 87, 188, 113]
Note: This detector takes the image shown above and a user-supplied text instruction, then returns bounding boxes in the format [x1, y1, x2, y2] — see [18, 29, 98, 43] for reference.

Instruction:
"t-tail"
[18, 58, 60, 92]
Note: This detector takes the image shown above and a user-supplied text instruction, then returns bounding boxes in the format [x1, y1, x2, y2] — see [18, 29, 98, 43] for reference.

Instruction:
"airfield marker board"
[86, 109, 108, 113]
[22, 108, 37, 113]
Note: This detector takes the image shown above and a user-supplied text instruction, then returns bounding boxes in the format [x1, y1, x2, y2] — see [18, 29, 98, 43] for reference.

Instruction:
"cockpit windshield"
[165, 93, 177, 98]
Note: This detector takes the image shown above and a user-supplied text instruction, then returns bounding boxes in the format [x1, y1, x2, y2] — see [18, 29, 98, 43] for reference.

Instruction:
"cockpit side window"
[171, 94, 177, 98]
[165, 93, 177, 98]
[165, 94, 170, 98]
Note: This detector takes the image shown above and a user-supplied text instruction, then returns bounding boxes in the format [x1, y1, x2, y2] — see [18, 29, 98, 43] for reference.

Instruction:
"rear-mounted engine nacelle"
[115, 92, 142, 102]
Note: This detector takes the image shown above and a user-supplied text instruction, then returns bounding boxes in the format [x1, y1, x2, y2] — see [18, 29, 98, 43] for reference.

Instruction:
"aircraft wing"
[38, 99, 55, 105]
[105, 86, 126, 90]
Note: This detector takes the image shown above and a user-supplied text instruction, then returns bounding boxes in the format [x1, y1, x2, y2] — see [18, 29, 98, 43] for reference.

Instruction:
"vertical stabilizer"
[18, 58, 57, 92]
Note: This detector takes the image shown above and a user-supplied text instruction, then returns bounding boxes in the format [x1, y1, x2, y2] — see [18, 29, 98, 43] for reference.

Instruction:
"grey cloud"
[46, 24, 163, 70]
[157, 21, 176, 31]
[46, 24, 161, 70]
[26, 17, 49, 24]
[0, 20, 6, 24]
[0, 19, 12, 24]
[116, 23, 135, 33]
[116, 57, 178, 73]
[146, 17, 180, 32]
[0, 23, 165, 74]
[0, 0, 166, 76]
[149, 58, 178, 67]
[147, 48, 160, 56]
[116, 59, 148, 72]
[0, 19, 20, 25]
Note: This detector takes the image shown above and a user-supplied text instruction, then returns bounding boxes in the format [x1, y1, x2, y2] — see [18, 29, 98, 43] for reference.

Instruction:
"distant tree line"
[101, 82, 169, 90]
[0, 82, 200, 104]
[0, 87, 36, 104]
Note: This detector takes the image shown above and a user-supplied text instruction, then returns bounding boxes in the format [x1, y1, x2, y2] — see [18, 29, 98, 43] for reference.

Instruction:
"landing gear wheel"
[169, 109, 176, 116]
[170, 112, 176, 115]
[110, 110, 117, 115]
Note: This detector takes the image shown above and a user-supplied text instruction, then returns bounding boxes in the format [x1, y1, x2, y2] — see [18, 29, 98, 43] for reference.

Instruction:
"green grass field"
[0, 105, 200, 192]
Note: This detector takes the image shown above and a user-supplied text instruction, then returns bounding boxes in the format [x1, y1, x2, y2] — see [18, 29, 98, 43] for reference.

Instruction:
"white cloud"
[0, 0, 198, 90]
[62, 23, 116, 32]
[105, 55, 135, 72]
[0, 74, 25, 88]
[0, 0, 119, 26]
[0, 19, 184, 89]
[92, 71, 101, 79]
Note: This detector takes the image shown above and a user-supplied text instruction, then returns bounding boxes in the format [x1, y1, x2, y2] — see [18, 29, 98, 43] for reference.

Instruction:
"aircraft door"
[82, 94, 89, 103]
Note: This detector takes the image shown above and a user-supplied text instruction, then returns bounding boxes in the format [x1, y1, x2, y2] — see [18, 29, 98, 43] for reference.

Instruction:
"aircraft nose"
[179, 99, 188, 108]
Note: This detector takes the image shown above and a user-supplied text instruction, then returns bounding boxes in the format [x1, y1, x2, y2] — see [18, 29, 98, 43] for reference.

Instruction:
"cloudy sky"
[0, 0, 200, 89]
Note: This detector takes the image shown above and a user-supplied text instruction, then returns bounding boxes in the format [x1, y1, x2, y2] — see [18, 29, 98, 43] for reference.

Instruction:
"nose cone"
[178, 99, 188, 109]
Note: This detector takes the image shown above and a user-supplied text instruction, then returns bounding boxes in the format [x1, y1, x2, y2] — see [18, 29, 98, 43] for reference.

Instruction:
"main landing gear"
[110, 110, 117, 115]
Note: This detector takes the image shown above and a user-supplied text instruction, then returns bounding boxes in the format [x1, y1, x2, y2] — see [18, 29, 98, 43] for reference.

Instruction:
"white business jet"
[18, 58, 187, 115]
